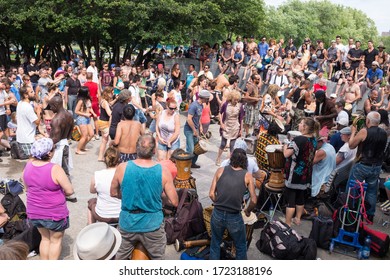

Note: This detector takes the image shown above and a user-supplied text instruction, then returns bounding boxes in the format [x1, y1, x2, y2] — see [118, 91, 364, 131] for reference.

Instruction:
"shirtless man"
[245, 35, 258, 64]
[122, 58, 132, 88]
[111, 104, 144, 162]
[364, 90, 382, 115]
[340, 77, 361, 113]
[213, 73, 230, 92]
[49, 95, 74, 178]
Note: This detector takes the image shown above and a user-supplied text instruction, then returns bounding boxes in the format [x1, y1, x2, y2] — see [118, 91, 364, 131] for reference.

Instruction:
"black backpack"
[256, 221, 317, 259]
[10, 141, 29, 160]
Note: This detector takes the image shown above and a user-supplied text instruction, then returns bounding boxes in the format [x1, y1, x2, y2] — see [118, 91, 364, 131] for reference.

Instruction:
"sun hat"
[54, 70, 66, 78]
[73, 223, 122, 260]
[30, 138, 54, 159]
[198, 89, 211, 99]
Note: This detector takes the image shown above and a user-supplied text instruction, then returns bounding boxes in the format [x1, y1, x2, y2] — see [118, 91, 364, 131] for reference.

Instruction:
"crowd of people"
[0, 34, 390, 260]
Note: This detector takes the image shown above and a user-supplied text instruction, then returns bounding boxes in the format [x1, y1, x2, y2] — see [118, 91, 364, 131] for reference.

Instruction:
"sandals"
[215, 159, 221, 166]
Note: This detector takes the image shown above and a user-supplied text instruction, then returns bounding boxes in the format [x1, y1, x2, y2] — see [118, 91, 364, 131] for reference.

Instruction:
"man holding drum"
[184, 89, 211, 168]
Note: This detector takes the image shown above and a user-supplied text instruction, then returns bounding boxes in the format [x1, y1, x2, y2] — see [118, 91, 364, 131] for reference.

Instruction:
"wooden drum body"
[265, 145, 285, 170]
[194, 139, 208, 155]
[173, 152, 194, 181]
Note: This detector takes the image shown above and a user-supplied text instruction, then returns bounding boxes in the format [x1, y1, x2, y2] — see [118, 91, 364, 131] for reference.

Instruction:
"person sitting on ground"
[0, 241, 29, 260]
[110, 104, 143, 163]
[329, 118, 349, 153]
[88, 147, 121, 225]
[0, 203, 9, 228]
[209, 148, 257, 260]
[73, 223, 122, 260]
[311, 134, 336, 197]
[336, 127, 357, 170]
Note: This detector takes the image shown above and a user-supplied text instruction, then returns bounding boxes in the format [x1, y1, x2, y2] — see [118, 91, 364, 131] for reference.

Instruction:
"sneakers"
[94, 135, 100, 140]
[191, 163, 201, 169]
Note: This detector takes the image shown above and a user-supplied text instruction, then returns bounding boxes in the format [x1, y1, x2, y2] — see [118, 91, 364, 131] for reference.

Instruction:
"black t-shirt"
[363, 48, 379, 68]
[109, 102, 126, 139]
[348, 48, 364, 68]
[65, 77, 81, 96]
[26, 64, 39, 83]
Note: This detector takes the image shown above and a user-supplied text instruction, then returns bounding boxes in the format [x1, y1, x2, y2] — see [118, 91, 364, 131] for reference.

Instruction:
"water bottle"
[362, 236, 371, 259]
[269, 202, 274, 218]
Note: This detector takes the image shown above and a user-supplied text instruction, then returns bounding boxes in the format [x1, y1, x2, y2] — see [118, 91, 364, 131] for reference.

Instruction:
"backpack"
[10, 141, 29, 160]
[1, 193, 26, 222]
[256, 220, 316, 259]
[309, 216, 334, 249]
[0, 179, 24, 196]
[359, 224, 390, 258]
[165, 189, 206, 245]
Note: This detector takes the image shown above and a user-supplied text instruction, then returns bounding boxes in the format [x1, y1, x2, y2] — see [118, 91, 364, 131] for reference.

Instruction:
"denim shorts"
[158, 140, 180, 152]
[76, 116, 91, 126]
[30, 217, 70, 232]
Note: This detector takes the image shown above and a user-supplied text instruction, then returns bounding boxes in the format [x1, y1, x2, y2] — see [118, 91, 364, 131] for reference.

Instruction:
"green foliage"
[0, 0, 382, 67]
[264, 0, 379, 47]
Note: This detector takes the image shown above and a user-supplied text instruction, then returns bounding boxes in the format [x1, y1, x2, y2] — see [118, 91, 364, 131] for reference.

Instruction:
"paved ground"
[1, 113, 389, 260]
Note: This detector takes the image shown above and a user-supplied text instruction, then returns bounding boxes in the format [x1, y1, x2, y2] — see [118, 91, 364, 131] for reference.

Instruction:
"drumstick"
[174, 239, 211, 252]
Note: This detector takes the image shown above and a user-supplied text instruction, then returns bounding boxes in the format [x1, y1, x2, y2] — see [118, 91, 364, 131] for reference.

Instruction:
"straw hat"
[74, 223, 122, 260]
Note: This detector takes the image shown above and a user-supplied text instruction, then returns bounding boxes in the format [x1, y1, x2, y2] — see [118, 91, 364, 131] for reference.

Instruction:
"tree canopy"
[0, 0, 383, 68]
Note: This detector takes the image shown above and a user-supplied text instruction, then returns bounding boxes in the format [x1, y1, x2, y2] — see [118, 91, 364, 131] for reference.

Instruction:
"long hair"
[77, 86, 91, 111]
[229, 148, 248, 170]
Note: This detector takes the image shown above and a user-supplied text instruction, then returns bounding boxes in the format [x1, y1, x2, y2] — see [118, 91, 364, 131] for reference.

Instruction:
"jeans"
[210, 208, 247, 260]
[347, 163, 381, 216]
[68, 95, 78, 118]
[184, 126, 198, 164]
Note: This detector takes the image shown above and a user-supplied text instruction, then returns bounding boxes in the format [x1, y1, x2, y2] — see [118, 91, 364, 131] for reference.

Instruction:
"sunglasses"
[168, 107, 177, 110]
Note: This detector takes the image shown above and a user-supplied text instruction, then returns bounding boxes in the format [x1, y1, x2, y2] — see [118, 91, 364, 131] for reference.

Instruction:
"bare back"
[116, 120, 142, 154]
[50, 109, 74, 143]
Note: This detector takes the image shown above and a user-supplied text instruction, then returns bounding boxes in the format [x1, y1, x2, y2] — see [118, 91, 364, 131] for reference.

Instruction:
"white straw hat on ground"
[74, 223, 122, 260]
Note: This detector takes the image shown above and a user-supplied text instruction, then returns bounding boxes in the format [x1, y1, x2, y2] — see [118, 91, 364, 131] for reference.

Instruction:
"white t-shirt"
[221, 157, 259, 174]
[16, 101, 37, 144]
[87, 65, 99, 84]
[198, 71, 214, 81]
[336, 110, 349, 124]
[129, 85, 141, 106]
[233, 41, 244, 52]
[94, 168, 121, 218]
[336, 142, 357, 169]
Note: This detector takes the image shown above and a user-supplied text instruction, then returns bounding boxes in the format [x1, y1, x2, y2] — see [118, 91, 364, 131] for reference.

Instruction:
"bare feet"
[75, 151, 86, 155]
[292, 217, 301, 226]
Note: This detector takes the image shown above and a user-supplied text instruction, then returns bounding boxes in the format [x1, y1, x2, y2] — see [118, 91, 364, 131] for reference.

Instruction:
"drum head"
[274, 119, 285, 132]
[265, 145, 283, 153]
[241, 211, 257, 225]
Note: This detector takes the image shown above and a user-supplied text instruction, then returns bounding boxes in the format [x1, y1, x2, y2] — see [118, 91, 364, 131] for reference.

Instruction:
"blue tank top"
[119, 161, 163, 232]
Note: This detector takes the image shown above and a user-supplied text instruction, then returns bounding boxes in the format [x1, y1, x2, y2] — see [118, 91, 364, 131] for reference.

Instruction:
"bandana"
[30, 138, 54, 160]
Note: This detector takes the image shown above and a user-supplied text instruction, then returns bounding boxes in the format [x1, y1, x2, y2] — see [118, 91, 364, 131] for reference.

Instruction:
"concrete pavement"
[0, 113, 389, 260]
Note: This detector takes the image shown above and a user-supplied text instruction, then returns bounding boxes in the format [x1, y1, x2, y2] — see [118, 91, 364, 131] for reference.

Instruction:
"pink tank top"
[24, 162, 69, 220]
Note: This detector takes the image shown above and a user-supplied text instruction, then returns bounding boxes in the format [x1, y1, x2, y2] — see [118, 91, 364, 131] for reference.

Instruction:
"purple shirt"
[24, 162, 69, 220]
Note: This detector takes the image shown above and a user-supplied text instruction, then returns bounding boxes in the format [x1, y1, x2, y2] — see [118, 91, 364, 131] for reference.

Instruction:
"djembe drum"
[265, 145, 285, 188]
[172, 152, 196, 189]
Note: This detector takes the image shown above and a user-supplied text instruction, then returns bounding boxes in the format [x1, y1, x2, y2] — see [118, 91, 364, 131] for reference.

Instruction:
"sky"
[264, 0, 389, 34]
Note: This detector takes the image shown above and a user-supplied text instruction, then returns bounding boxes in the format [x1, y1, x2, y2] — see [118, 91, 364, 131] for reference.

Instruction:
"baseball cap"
[372, 61, 379, 67]
[330, 93, 337, 99]
[340, 127, 352, 135]
[297, 53, 303, 58]
[312, 54, 317, 59]
[198, 90, 211, 99]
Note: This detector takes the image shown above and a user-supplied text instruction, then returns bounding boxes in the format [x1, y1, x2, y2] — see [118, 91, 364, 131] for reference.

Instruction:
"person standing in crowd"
[243, 73, 261, 137]
[86, 59, 99, 84]
[74, 86, 96, 155]
[184, 89, 211, 168]
[314, 90, 337, 130]
[110, 104, 143, 163]
[348, 40, 364, 71]
[209, 148, 257, 260]
[27, 57, 40, 91]
[363, 40, 379, 69]
[99, 62, 113, 92]
[49, 95, 74, 179]
[109, 89, 132, 140]
[88, 147, 121, 224]
[23, 138, 74, 260]
[287, 79, 312, 130]
[97, 86, 113, 162]
[64, 70, 81, 118]
[215, 90, 244, 166]
[84, 73, 100, 140]
[110, 134, 178, 260]
[156, 98, 180, 161]
[16, 86, 42, 157]
[348, 111, 387, 222]
[283, 117, 318, 226]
